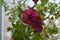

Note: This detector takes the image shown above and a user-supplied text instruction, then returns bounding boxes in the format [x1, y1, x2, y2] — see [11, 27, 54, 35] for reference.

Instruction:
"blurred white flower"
[54, 18, 60, 28]
[44, 19, 49, 26]
[44, 19, 54, 28]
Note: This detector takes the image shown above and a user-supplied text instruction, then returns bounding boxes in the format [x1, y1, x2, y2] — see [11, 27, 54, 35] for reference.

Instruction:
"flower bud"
[32, 0, 38, 4]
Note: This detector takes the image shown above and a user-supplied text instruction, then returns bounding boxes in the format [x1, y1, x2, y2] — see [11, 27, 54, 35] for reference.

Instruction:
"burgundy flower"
[32, 0, 38, 3]
[22, 8, 42, 32]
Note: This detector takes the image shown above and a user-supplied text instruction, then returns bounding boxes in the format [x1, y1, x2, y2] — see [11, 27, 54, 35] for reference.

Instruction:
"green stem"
[32, 3, 37, 8]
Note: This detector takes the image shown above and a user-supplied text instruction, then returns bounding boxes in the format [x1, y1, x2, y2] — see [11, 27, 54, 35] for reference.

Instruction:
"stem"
[32, 3, 37, 8]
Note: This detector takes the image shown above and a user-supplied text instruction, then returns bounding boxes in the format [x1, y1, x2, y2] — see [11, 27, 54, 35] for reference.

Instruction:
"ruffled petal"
[22, 8, 42, 32]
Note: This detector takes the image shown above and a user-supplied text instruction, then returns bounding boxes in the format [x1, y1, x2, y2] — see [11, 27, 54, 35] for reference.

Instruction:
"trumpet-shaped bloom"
[22, 8, 42, 32]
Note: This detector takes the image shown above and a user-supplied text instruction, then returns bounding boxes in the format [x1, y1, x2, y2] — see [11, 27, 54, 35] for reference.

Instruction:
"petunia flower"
[32, 0, 38, 4]
[22, 8, 42, 32]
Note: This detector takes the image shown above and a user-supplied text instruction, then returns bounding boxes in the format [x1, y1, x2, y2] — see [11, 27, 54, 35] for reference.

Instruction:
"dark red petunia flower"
[32, 0, 38, 3]
[22, 8, 42, 32]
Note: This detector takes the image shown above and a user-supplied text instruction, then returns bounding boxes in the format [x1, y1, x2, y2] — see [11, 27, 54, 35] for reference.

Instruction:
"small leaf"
[49, 7, 55, 14]
[4, 5, 9, 12]
[7, 27, 12, 32]
[0, 0, 4, 6]
[40, 0, 48, 6]
[49, 25, 58, 34]
[36, 4, 45, 20]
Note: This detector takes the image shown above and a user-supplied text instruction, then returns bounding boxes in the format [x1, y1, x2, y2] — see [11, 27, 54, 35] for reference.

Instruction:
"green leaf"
[7, 27, 12, 32]
[4, 5, 9, 12]
[48, 3, 58, 14]
[49, 25, 58, 34]
[54, 3, 58, 8]
[0, 0, 4, 6]
[40, 0, 48, 6]
[40, 10, 45, 20]
[52, 26, 58, 34]
[36, 4, 43, 10]
[36, 4, 45, 20]
[49, 7, 55, 14]
[44, 7, 48, 12]
[32, 33, 41, 40]
[8, 17, 15, 23]
[6, 13, 10, 16]
[54, 11, 60, 19]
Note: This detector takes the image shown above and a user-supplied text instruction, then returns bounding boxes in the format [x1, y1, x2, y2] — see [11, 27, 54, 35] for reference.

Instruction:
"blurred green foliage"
[0, 0, 5, 6]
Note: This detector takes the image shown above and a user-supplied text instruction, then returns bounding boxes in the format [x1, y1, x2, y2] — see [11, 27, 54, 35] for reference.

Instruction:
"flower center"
[28, 14, 33, 20]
